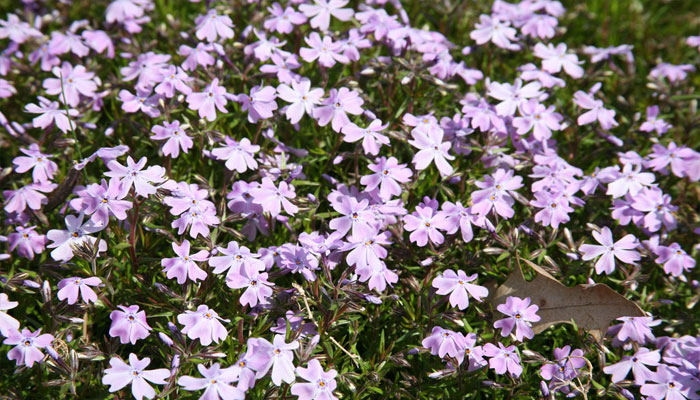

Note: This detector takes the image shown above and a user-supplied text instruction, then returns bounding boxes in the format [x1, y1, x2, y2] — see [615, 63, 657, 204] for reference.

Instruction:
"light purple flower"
[3, 182, 56, 214]
[276, 79, 323, 124]
[82, 178, 133, 225]
[470, 14, 519, 50]
[154, 65, 192, 97]
[57, 276, 101, 305]
[177, 363, 244, 400]
[109, 305, 152, 344]
[264, 3, 307, 34]
[195, 10, 234, 42]
[119, 88, 161, 118]
[487, 78, 542, 117]
[177, 305, 229, 346]
[314, 87, 364, 133]
[24, 97, 79, 134]
[150, 120, 193, 158]
[512, 99, 562, 142]
[211, 136, 260, 173]
[609, 316, 661, 345]
[161, 240, 209, 284]
[533, 42, 584, 78]
[178, 43, 216, 71]
[291, 359, 338, 400]
[483, 342, 522, 377]
[540, 346, 587, 395]
[43, 62, 98, 107]
[258, 335, 299, 386]
[105, 156, 167, 198]
[342, 229, 392, 270]
[250, 177, 298, 217]
[432, 269, 488, 310]
[471, 169, 523, 218]
[4, 328, 54, 367]
[403, 205, 445, 247]
[300, 32, 349, 68]
[361, 157, 412, 200]
[530, 190, 574, 229]
[422, 326, 466, 359]
[237, 85, 278, 123]
[640, 364, 693, 400]
[209, 240, 265, 279]
[640, 106, 672, 135]
[579, 227, 641, 275]
[573, 87, 618, 130]
[434, 201, 479, 243]
[343, 119, 390, 156]
[603, 347, 660, 385]
[494, 296, 541, 341]
[0, 293, 20, 337]
[655, 243, 695, 277]
[227, 264, 274, 307]
[186, 78, 230, 122]
[606, 163, 656, 198]
[299, 0, 354, 31]
[102, 353, 170, 400]
[8, 225, 46, 260]
[47, 213, 107, 262]
[329, 196, 375, 238]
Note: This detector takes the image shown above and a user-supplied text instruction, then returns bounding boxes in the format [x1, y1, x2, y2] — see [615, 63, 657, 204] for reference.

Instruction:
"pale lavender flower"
[195, 10, 234, 42]
[227, 264, 274, 307]
[299, 0, 354, 31]
[102, 353, 170, 400]
[104, 156, 167, 198]
[470, 14, 519, 50]
[609, 316, 661, 345]
[43, 62, 98, 107]
[276, 79, 323, 124]
[118, 88, 161, 118]
[186, 78, 230, 121]
[177, 363, 244, 400]
[579, 227, 641, 275]
[422, 326, 466, 359]
[606, 163, 655, 198]
[154, 65, 192, 97]
[8, 226, 46, 260]
[314, 87, 364, 133]
[487, 78, 542, 117]
[300, 32, 349, 68]
[640, 364, 694, 400]
[161, 240, 209, 284]
[403, 205, 445, 247]
[177, 305, 229, 346]
[291, 359, 338, 400]
[342, 119, 390, 156]
[250, 177, 298, 217]
[264, 3, 307, 34]
[57, 277, 101, 305]
[150, 120, 193, 158]
[109, 305, 152, 344]
[4, 328, 54, 367]
[47, 213, 107, 262]
[533, 42, 584, 78]
[211, 137, 260, 173]
[329, 196, 375, 238]
[483, 342, 522, 377]
[361, 157, 412, 200]
[24, 97, 79, 134]
[3, 182, 56, 214]
[82, 178, 133, 225]
[237, 85, 278, 123]
[573, 87, 618, 130]
[471, 169, 523, 218]
[494, 296, 541, 341]
[604, 347, 660, 385]
[432, 269, 488, 310]
[640, 106, 672, 135]
[655, 243, 695, 277]
[209, 240, 265, 279]
[0, 293, 20, 337]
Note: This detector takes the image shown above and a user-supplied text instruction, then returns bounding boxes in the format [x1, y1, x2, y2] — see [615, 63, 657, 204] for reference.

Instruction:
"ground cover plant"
[0, 0, 699, 398]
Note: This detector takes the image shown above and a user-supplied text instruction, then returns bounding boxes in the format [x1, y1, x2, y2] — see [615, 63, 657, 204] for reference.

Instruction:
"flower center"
[514, 313, 522, 319]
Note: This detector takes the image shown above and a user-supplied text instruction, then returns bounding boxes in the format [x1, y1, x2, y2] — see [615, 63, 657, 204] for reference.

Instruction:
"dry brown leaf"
[489, 256, 645, 342]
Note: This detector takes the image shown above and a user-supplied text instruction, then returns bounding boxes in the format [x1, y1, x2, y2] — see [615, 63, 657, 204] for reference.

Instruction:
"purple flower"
[494, 296, 541, 341]
[470, 14, 519, 50]
[403, 205, 445, 247]
[630, 187, 677, 232]
[512, 99, 562, 142]
[47, 213, 107, 262]
[4, 328, 54, 367]
[329, 196, 375, 238]
[57, 276, 101, 305]
[276, 79, 323, 124]
[161, 240, 209, 284]
[640, 106, 672, 135]
[361, 157, 412, 200]
[454, 333, 487, 371]
[483, 342, 522, 377]
[604, 347, 660, 385]
[178, 43, 216, 71]
[154, 65, 192, 97]
[195, 10, 234, 42]
[82, 178, 133, 225]
[177, 305, 229, 346]
[105, 156, 167, 198]
[3, 182, 56, 214]
[649, 62, 695, 83]
[422, 326, 466, 359]
[120, 52, 171, 90]
[300, 32, 349, 68]
[177, 363, 244, 400]
[342, 229, 391, 270]
[530, 190, 574, 229]
[209, 240, 265, 279]
[186, 78, 230, 122]
[291, 359, 338, 400]
[0, 293, 20, 337]
[579, 227, 641, 275]
[150, 120, 193, 158]
[314, 87, 364, 133]
[471, 169, 523, 219]
[264, 3, 307, 34]
[42, 62, 98, 107]
[24, 96, 79, 134]
[237, 85, 278, 123]
[12, 144, 58, 183]
[647, 142, 698, 179]
[164, 182, 219, 239]
[261, 53, 301, 84]
[250, 177, 298, 217]
[119, 88, 161, 118]
[211, 136, 260, 173]
[540, 346, 587, 395]
[8, 225, 46, 260]
[432, 269, 488, 310]
[640, 364, 694, 400]
[606, 163, 656, 198]
[434, 201, 479, 242]
[609, 316, 661, 345]
[655, 243, 695, 277]
[343, 119, 390, 156]
[299, 0, 354, 31]
[533, 42, 584, 78]
[408, 125, 455, 176]
[256, 335, 299, 386]
[227, 263, 274, 307]
[102, 353, 170, 400]
[109, 305, 152, 344]
[487, 78, 542, 117]
[573, 86, 618, 130]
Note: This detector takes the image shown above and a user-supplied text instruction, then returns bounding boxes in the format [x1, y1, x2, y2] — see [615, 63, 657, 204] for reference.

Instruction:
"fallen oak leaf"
[489, 256, 645, 342]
